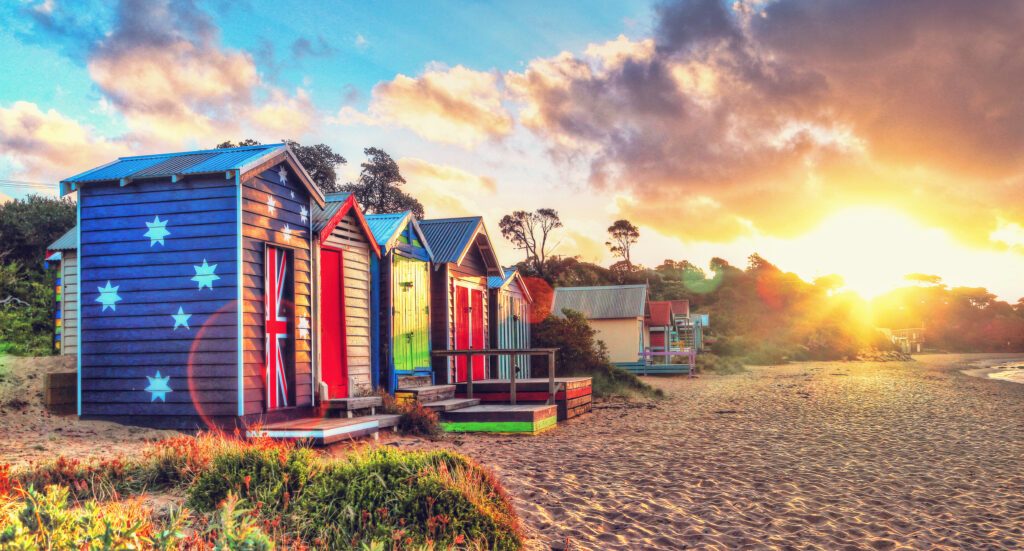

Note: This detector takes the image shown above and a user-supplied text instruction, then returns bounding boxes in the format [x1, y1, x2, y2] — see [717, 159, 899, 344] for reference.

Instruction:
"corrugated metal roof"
[551, 284, 648, 319]
[47, 226, 77, 251]
[62, 143, 286, 185]
[365, 211, 409, 247]
[312, 193, 350, 232]
[417, 217, 482, 264]
[488, 266, 517, 289]
[647, 301, 673, 326]
[670, 299, 690, 317]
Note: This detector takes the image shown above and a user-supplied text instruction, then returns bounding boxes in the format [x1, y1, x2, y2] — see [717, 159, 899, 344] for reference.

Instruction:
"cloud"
[335, 64, 513, 148]
[502, 0, 1024, 248]
[398, 157, 498, 217]
[291, 35, 336, 60]
[0, 101, 129, 182]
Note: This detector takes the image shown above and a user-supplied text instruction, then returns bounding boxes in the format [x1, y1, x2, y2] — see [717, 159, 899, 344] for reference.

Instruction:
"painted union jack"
[265, 246, 290, 409]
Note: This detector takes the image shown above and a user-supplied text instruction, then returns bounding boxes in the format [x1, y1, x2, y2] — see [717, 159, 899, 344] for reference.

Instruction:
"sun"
[792, 206, 950, 299]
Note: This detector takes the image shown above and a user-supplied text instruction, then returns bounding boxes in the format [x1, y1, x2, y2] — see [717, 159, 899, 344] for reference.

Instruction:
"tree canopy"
[499, 209, 562, 278]
[605, 219, 639, 268]
[341, 147, 424, 218]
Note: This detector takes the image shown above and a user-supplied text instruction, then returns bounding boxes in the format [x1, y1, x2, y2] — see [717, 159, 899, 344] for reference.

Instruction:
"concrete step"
[421, 398, 481, 412]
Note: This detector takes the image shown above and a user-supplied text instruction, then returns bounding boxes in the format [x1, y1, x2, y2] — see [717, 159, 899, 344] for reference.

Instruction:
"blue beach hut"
[61, 143, 326, 428]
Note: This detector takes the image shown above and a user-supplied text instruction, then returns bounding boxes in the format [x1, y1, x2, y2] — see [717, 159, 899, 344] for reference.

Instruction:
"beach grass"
[1, 431, 523, 550]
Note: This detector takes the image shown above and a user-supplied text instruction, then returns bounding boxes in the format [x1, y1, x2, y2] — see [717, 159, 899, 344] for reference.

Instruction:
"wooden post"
[548, 350, 556, 405]
[466, 351, 474, 399]
[510, 356, 517, 405]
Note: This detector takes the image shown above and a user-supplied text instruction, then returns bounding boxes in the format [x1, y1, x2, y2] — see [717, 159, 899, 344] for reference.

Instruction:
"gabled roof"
[365, 211, 434, 261]
[312, 193, 381, 257]
[551, 284, 648, 320]
[47, 226, 78, 251]
[647, 301, 674, 326]
[60, 143, 325, 206]
[418, 216, 501, 275]
[488, 266, 533, 303]
[670, 299, 690, 317]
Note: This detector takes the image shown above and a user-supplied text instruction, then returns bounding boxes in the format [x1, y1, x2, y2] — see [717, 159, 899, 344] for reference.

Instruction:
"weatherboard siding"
[61, 252, 78, 357]
[430, 241, 491, 383]
[323, 213, 373, 395]
[241, 165, 313, 415]
[78, 176, 239, 424]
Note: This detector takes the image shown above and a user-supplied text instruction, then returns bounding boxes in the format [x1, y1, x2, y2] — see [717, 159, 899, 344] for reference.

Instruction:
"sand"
[5, 353, 1024, 549]
[0, 354, 175, 466]
[395, 354, 1024, 550]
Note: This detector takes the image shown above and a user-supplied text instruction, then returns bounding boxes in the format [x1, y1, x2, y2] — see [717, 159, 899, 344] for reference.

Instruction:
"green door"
[392, 255, 431, 373]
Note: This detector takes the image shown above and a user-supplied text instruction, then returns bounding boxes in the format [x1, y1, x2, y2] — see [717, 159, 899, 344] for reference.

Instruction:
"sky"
[1, 0, 1023, 300]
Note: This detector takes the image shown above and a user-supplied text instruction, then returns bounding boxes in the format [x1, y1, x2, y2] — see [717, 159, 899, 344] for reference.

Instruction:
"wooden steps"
[441, 404, 558, 434]
[422, 398, 480, 412]
[454, 377, 593, 421]
[249, 416, 380, 445]
[322, 396, 382, 414]
[395, 384, 455, 404]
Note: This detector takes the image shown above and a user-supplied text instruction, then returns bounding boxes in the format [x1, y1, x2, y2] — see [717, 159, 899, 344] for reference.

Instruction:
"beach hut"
[418, 217, 502, 383]
[550, 284, 649, 370]
[45, 227, 78, 357]
[646, 300, 677, 363]
[311, 193, 382, 401]
[488, 267, 533, 379]
[61, 143, 330, 428]
[365, 211, 434, 392]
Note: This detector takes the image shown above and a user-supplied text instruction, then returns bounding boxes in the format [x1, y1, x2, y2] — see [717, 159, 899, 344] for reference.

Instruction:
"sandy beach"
[4, 353, 1024, 549]
[403, 354, 1024, 550]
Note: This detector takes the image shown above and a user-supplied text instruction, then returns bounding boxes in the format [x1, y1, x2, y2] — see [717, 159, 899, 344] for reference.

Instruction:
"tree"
[341, 147, 424, 218]
[605, 219, 639, 268]
[499, 209, 562, 278]
[0, 194, 76, 266]
[215, 139, 348, 194]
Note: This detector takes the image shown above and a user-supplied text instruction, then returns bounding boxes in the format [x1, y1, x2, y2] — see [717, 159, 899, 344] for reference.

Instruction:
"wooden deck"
[441, 403, 558, 434]
[454, 377, 593, 421]
[249, 416, 386, 445]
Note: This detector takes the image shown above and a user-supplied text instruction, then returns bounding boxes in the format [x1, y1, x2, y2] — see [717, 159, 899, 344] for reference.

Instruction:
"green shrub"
[187, 445, 317, 514]
[292, 447, 522, 550]
[695, 353, 746, 374]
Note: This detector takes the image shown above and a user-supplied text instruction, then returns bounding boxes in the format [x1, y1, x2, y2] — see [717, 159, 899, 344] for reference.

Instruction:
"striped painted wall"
[78, 176, 239, 425]
[323, 212, 372, 395]
[61, 252, 78, 357]
[241, 164, 314, 415]
[492, 280, 530, 378]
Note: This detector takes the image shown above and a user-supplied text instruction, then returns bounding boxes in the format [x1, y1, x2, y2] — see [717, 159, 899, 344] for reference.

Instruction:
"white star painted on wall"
[300, 205, 308, 224]
[298, 316, 310, 339]
[172, 306, 191, 330]
[277, 166, 288, 184]
[282, 224, 292, 242]
[290, 190, 295, 199]
[96, 281, 121, 311]
[192, 259, 220, 290]
[267, 196, 277, 215]
[143, 215, 170, 246]
[145, 371, 172, 402]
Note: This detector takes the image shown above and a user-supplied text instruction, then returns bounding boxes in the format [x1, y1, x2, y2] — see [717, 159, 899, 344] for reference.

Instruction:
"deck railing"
[431, 348, 559, 405]
[639, 348, 697, 377]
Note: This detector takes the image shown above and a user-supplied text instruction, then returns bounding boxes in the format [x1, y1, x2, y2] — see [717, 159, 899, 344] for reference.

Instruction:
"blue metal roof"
[47, 225, 77, 251]
[62, 143, 286, 186]
[488, 266, 517, 289]
[312, 192, 351, 232]
[365, 211, 409, 247]
[417, 217, 482, 265]
[551, 284, 648, 319]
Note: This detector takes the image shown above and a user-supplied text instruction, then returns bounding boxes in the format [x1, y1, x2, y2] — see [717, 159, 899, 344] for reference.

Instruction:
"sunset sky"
[2, 0, 1023, 300]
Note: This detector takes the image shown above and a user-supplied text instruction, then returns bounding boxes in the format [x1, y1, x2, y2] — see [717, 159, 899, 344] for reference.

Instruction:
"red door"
[470, 288, 485, 380]
[320, 248, 348, 399]
[454, 286, 470, 382]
